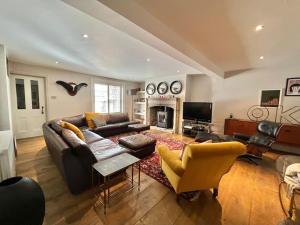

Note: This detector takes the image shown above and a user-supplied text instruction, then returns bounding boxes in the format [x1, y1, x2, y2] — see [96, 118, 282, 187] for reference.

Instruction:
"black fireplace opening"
[157, 107, 173, 128]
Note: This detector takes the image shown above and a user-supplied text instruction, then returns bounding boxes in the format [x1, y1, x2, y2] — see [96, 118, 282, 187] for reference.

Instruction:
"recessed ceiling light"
[177, 70, 180, 73]
[146, 58, 151, 62]
[259, 56, 264, 60]
[55, 61, 59, 64]
[83, 34, 88, 38]
[255, 25, 264, 31]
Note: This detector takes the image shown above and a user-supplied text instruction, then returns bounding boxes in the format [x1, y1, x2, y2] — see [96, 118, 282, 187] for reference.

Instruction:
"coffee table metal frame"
[92, 153, 141, 214]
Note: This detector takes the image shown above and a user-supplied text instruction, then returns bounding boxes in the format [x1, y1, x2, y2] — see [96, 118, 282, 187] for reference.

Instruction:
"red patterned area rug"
[108, 132, 185, 191]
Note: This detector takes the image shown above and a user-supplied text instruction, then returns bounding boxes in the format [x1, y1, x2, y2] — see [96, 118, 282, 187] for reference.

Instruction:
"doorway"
[10, 75, 46, 139]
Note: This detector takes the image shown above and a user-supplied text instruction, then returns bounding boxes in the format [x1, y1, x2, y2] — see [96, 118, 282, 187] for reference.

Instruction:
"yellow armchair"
[157, 142, 246, 197]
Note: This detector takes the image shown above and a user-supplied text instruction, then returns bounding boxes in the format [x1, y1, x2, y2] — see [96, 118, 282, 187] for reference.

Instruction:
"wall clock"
[146, 83, 156, 95]
[157, 82, 168, 95]
[170, 80, 183, 94]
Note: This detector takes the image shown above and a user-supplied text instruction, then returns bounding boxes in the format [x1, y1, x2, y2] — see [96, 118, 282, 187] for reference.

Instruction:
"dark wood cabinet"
[224, 119, 258, 136]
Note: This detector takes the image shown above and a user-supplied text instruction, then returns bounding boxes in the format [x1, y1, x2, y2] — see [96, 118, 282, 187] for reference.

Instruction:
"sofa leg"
[213, 188, 218, 198]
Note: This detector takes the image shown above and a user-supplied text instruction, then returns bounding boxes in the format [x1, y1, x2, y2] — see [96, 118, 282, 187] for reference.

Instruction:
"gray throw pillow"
[92, 117, 106, 128]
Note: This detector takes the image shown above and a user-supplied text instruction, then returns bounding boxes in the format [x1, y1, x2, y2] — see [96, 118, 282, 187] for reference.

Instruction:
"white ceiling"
[0, 0, 202, 81]
[97, 0, 300, 76]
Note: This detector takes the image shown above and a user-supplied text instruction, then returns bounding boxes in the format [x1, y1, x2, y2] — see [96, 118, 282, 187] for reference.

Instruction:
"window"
[30, 80, 40, 109]
[16, 78, 26, 109]
[94, 83, 123, 113]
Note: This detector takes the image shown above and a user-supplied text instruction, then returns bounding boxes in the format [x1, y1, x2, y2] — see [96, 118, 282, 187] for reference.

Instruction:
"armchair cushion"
[157, 145, 184, 176]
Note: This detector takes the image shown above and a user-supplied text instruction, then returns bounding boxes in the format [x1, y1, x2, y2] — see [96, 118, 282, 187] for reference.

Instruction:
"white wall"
[212, 66, 300, 133]
[9, 62, 140, 120]
[186, 74, 212, 102]
[0, 45, 12, 130]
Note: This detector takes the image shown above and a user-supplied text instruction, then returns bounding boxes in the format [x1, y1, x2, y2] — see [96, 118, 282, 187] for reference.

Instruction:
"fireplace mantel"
[146, 97, 180, 133]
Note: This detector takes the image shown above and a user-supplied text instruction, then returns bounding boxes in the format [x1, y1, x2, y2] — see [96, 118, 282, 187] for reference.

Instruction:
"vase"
[0, 176, 45, 225]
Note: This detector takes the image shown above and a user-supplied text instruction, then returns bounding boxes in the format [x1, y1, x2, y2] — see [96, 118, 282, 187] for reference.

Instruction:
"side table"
[92, 153, 141, 214]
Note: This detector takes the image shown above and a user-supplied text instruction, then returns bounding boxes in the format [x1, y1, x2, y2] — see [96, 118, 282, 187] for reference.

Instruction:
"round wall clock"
[170, 80, 183, 94]
[157, 82, 168, 95]
[146, 83, 156, 95]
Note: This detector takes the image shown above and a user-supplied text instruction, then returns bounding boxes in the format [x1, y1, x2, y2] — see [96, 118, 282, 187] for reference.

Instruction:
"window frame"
[94, 82, 124, 113]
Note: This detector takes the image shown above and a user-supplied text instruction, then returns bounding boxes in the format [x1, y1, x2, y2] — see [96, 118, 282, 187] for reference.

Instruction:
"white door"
[10, 75, 46, 139]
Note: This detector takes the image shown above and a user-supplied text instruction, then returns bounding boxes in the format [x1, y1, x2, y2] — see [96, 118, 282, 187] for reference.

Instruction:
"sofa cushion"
[106, 113, 129, 124]
[82, 130, 104, 144]
[61, 121, 85, 141]
[88, 139, 129, 161]
[62, 114, 86, 127]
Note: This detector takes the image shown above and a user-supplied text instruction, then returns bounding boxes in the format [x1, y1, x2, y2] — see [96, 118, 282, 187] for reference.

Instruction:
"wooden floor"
[16, 131, 298, 225]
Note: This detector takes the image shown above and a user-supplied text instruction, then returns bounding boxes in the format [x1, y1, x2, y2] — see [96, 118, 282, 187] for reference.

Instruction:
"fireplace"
[157, 108, 173, 128]
[146, 97, 180, 133]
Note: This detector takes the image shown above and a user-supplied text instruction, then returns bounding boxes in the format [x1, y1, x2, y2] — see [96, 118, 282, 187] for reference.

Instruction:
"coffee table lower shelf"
[92, 153, 141, 214]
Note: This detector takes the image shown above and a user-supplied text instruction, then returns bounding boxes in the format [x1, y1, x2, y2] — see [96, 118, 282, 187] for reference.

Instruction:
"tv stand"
[182, 120, 212, 137]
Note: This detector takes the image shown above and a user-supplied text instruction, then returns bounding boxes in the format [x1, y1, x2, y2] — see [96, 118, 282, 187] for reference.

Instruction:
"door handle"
[41, 106, 44, 114]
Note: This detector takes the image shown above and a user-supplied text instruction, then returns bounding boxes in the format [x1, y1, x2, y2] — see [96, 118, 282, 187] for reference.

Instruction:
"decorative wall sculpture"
[56, 81, 87, 96]
[247, 105, 270, 122]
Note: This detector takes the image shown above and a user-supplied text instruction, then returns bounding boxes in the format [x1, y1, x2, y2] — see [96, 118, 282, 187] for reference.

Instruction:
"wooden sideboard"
[224, 118, 300, 147]
[224, 119, 258, 136]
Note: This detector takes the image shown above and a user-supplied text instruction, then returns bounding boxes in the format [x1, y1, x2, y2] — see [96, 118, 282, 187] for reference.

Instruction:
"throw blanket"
[284, 163, 300, 197]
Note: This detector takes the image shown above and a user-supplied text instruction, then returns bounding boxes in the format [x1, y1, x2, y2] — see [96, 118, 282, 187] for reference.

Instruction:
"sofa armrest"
[157, 145, 185, 176]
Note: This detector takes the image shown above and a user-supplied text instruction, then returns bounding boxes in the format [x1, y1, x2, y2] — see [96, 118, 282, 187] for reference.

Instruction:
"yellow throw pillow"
[61, 121, 85, 141]
[85, 112, 101, 129]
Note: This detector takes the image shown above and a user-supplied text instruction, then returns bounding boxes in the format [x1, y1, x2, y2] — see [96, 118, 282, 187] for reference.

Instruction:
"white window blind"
[94, 83, 123, 113]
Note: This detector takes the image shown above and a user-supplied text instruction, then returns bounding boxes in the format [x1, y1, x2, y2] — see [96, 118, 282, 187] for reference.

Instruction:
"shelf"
[137, 91, 145, 94]
[134, 112, 145, 116]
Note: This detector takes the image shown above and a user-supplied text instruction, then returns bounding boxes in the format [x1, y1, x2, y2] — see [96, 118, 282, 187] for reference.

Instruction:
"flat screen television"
[183, 102, 212, 123]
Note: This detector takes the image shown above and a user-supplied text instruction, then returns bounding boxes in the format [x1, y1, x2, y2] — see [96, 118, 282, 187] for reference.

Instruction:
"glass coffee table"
[92, 153, 141, 214]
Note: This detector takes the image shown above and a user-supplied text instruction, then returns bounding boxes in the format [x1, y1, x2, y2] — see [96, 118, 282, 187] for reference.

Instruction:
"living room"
[1, 1, 300, 225]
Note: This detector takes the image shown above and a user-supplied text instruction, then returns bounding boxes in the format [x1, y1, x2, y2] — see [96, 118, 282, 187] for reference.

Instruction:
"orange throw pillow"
[60, 121, 85, 141]
[84, 112, 101, 129]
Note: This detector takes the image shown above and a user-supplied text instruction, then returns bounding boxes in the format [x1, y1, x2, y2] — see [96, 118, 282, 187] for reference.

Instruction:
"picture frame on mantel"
[285, 77, 300, 96]
[260, 89, 282, 107]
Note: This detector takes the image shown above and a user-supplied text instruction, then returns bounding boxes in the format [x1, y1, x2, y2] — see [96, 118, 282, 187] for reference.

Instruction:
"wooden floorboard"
[15, 131, 297, 225]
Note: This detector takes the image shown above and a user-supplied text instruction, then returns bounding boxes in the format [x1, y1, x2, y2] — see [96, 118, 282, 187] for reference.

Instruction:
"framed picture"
[170, 80, 183, 94]
[285, 77, 300, 96]
[157, 82, 168, 95]
[260, 89, 282, 107]
[146, 83, 156, 95]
